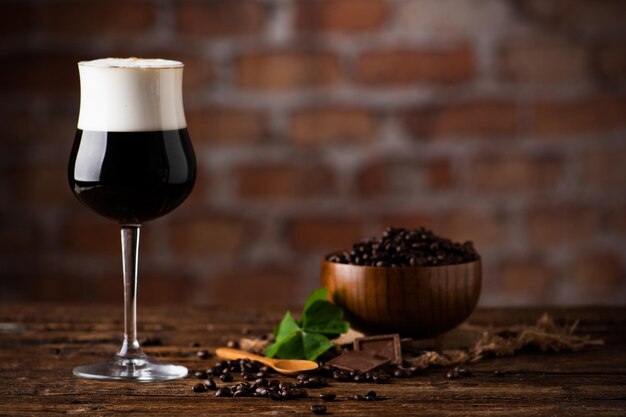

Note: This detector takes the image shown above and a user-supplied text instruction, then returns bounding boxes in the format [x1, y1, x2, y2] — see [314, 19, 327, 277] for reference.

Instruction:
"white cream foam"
[77, 58, 186, 132]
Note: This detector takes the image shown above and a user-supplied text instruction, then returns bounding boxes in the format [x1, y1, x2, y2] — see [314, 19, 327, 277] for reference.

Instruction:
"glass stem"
[118, 225, 144, 359]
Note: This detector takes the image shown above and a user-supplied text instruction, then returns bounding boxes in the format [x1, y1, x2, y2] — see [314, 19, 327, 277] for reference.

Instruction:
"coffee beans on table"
[326, 226, 479, 267]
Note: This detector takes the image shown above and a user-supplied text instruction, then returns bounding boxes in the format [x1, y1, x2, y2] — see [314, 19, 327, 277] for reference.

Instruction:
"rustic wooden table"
[0, 305, 624, 416]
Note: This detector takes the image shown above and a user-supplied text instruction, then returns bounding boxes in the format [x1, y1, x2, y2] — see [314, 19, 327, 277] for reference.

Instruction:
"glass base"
[73, 355, 188, 382]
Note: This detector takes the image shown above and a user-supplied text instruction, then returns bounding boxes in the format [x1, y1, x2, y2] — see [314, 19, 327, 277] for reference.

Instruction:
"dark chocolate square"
[353, 334, 402, 365]
[326, 350, 390, 373]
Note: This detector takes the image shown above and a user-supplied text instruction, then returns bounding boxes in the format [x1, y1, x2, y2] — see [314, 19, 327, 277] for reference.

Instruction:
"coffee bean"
[194, 370, 208, 379]
[320, 392, 336, 401]
[394, 369, 411, 378]
[311, 404, 327, 415]
[219, 373, 233, 382]
[215, 387, 232, 397]
[326, 226, 479, 267]
[192, 383, 207, 393]
[226, 340, 238, 349]
[493, 370, 506, 377]
[204, 379, 217, 390]
[233, 390, 248, 397]
[365, 391, 377, 400]
[256, 378, 269, 387]
[189, 342, 200, 348]
[446, 370, 460, 379]
[454, 367, 472, 377]
[196, 350, 210, 360]
[242, 373, 256, 381]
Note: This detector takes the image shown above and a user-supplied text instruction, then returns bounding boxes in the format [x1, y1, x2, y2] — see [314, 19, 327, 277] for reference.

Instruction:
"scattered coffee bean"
[215, 387, 232, 397]
[326, 226, 479, 267]
[320, 392, 336, 401]
[446, 367, 472, 379]
[311, 404, 327, 415]
[196, 350, 210, 360]
[455, 367, 471, 377]
[203, 378, 216, 390]
[365, 391, 377, 400]
[393, 369, 412, 378]
[226, 340, 238, 349]
[256, 378, 269, 387]
[219, 372, 233, 382]
[446, 370, 460, 379]
[194, 370, 208, 379]
[189, 342, 200, 348]
[192, 383, 207, 393]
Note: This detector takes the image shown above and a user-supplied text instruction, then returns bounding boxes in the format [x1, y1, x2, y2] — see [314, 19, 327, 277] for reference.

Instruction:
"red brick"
[438, 209, 505, 249]
[404, 100, 518, 139]
[379, 212, 435, 231]
[180, 56, 213, 90]
[528, 206, 600, 247]
[518, 0, 626, 37]
[96, 269, 197, 305]
[470, 154, 563, 192]
[598, 43, 626, 83]
[0, 2, 34, 37]
[534, 95, 626, 137]
[187, 108, 266, 144]
[169, 218, 249, 257]
[290, 108, 377, 145]
[0, 219, 40, 256]
[582, 148, 626, 189]
[500, 259, 554, 303]
[11, 164, 72, 206]
[1, 108, 77, 144]
[381, 209, 504, 249]
[500, 42, 588, 84]
[236, 51, 341, 90]
[607, 205, 626, 235]
[236, 164, 334, 200]
[41, 0, 154, 35]
[355, 47, 475, 85]
[62, 215, 122, 257]
[288, 218, 364, 251]
[210, 268, 302, 306]
[357, 158, 454, 197]
[567, 251, 624, 298]
[429, 159, 454, 190]
[295, 0, 388, 33]
[176, 0, 263, 37]
[0, 52, 81, 94]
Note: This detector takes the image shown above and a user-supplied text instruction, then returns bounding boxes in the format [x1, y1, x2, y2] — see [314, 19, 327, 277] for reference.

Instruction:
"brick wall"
[1, 0, 625, 306]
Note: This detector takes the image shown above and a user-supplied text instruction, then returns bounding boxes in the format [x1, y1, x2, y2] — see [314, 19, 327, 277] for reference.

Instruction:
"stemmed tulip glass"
[68, 58, 196, 381]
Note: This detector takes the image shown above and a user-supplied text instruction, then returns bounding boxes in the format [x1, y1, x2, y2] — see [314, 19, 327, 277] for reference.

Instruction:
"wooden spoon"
[215, 348, 318, 376]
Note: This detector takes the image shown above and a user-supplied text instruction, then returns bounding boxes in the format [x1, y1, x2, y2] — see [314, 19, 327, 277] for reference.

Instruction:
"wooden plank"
[0, 305, 625, 416]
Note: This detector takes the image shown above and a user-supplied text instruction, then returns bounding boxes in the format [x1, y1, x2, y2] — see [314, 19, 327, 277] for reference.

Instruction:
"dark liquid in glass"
[68, 129, 196, 224]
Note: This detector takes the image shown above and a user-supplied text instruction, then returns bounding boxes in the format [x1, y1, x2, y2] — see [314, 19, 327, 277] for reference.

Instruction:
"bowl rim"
[321, 252, 481, 270]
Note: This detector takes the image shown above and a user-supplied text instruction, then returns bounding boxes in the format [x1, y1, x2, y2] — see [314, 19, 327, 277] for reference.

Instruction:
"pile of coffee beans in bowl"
[325, 227, 479, 267]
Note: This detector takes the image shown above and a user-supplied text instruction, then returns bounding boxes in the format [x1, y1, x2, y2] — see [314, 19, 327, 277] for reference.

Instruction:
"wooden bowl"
[321, 258, 481, 339]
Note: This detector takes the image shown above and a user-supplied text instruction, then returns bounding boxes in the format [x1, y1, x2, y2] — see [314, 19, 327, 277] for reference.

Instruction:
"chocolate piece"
[325, 350, 390, 373]
[354, 334, 402, 365]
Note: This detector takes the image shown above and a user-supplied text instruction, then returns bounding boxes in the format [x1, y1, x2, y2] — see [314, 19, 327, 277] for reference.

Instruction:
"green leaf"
[302, 299, 350, 335]
[266, 331, 333, 361]
[273, 311, 301, 341]
[303, 288, 328, 314]
[266, 331, 304, 359]
[264, 288, 349, 360]
[302, 332, 333, 361]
